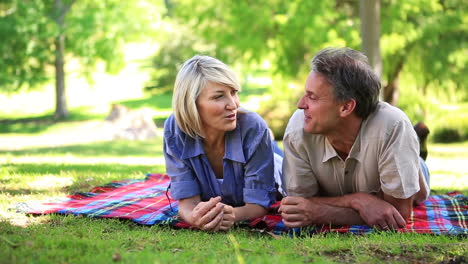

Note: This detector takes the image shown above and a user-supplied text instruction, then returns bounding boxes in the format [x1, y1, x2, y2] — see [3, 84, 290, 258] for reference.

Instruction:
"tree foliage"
[168, 0, 360, 79]
[151, 0, 466, 99]
[380, 0, 467, 104]
[144, 0, 466, 137]
[0, 0, 160, 117]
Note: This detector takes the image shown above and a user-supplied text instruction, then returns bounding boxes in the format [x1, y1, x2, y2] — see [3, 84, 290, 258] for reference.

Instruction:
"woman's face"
[196, 81, 240, 136]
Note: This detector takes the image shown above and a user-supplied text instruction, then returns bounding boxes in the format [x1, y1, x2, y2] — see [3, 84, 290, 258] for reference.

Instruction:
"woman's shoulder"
[163, 114, 188, 153]
[163, 114, 178, 136]
[237, 108, 268, 131]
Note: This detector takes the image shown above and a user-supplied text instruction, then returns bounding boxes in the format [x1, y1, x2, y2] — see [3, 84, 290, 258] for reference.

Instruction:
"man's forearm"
[306, 197, 364, 225]
[280, 196, 365, 227]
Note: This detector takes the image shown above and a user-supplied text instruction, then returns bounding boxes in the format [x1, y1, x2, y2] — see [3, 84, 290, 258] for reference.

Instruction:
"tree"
[360, 0, 382, 80]
[165, 0, 466, 104]
[169, 0, 359, 80]
[380, 0, 467, 105]
[0, 0, 159, 119]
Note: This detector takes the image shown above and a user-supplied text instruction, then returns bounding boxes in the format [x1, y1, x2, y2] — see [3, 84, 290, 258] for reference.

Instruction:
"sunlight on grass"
[426, 142, 468, 192]
[1, 156, 165, 166]
[0, 42, 156, 118]
[29, 175, 74, 190]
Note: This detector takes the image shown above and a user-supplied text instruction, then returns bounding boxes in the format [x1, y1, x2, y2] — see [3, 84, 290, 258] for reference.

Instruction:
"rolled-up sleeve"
[243, 129, 276, 208]
[163, 127, 200, 200]
[283, 132, 319, 197]
[282, 111, 319, 197]
[379, 120, 421, 199]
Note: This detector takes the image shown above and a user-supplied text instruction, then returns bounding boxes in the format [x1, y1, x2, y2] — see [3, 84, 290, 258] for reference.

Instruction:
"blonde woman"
[164, 55, 283, 231]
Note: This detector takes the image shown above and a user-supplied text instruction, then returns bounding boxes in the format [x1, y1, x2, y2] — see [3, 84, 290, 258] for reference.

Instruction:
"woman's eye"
[231, 90, 238, 95]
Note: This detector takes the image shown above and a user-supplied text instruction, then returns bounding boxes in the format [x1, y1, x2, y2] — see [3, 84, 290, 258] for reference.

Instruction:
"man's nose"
[297, 96, 306, 109]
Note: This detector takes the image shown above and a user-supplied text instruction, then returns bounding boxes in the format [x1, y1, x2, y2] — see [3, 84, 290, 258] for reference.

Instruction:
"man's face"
[297, 72, 341, 134]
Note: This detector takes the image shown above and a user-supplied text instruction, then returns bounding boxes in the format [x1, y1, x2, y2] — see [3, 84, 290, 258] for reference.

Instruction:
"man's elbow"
[383, 193, 413, 222]
[399, 206, 412, 222]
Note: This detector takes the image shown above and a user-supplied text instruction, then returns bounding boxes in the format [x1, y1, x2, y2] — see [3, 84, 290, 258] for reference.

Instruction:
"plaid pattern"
[25, 174, 468, 235]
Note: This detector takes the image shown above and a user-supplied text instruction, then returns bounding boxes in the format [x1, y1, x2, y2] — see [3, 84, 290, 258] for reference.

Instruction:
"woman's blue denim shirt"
[163, 110, 277, 208]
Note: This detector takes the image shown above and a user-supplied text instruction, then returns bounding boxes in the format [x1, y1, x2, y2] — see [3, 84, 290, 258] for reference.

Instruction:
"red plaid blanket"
[24, 174, 468, 235]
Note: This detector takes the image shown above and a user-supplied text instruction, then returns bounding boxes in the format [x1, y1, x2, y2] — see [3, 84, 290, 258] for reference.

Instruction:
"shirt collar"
[181, 135, 204, 159]
[322, 129, 363, 163]
[322, 137, 337, 162]
[180, 124, 246, 163]
[224, 124, 246, 163]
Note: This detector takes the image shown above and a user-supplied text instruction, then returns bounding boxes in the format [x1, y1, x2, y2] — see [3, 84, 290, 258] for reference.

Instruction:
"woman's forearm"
[178, 196, 201, 224]
[233, 203, 268, 222]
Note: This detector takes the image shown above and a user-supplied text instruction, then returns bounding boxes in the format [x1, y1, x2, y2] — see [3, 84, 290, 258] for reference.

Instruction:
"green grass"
[1, 79, 467, 263]
[0, 128, 467, 263]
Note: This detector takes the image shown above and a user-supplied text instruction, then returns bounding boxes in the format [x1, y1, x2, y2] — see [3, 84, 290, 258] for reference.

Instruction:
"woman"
[164, 55, 283, 231]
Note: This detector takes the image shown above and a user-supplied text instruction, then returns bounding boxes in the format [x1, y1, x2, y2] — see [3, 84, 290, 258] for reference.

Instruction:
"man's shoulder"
[284, 110, 304, 137]
[365, 102, 412, 131]
[284, 110, 323, 145]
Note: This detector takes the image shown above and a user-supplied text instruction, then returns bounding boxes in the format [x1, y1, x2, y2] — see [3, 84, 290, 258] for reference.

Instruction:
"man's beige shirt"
[283, 102, 429, 203]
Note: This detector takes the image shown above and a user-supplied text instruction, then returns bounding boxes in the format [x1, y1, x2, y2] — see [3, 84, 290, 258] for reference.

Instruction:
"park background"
[0, 0, 467, 263]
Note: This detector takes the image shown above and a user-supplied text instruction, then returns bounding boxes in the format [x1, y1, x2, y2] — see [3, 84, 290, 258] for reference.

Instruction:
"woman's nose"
[226, 95, 239, 109]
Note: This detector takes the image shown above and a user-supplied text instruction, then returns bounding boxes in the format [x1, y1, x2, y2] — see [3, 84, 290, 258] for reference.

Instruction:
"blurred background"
[0, 0, 466, 142]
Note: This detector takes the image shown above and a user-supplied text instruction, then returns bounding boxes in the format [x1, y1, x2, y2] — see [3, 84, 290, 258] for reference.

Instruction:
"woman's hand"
[188, 196, 225, 231]
[219, 204, 236, 231]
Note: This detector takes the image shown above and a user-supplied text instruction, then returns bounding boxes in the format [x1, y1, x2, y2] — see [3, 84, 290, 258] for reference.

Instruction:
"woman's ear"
[339, 99, 356, 117]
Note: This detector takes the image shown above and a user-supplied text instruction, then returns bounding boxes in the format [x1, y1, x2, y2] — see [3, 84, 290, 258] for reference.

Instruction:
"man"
[279, 47, 430, 230]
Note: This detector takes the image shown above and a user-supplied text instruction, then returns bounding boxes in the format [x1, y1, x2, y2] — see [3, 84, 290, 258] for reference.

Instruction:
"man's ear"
[339, 99, 356, 117]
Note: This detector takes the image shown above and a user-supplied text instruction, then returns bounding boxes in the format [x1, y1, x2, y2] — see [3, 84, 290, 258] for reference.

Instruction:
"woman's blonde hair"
[172, 55, 241, 138]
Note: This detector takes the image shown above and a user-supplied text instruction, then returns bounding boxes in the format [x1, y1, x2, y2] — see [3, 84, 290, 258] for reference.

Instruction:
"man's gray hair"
[311, 47, 381, 118]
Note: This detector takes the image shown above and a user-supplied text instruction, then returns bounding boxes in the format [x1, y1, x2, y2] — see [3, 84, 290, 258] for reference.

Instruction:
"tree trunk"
[383, 76, 400, 106]
[383, 58, 404, 105]
[360, 0, 383, 95]
[54, 32, 68, 119]
[53, 0, 75, 120]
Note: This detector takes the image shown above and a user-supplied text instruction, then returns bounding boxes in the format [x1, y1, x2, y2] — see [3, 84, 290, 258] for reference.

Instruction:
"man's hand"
[349, 193, 406, 230]
[219, 204, 236, 231]
[189, 196, 225, 231]
[279, 196, 317, 228]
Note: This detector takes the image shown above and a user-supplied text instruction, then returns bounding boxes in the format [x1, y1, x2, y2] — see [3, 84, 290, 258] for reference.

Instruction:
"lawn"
[1, 70, 467, 263]
[0, 112, 467, 263]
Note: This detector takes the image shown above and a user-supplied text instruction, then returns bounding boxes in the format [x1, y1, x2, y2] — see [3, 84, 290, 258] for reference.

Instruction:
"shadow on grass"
[1, 189, 56, 196]
[1, 163, 167, 195]
[0, 139, 164, 157]
[2, 163, 164, 175]
[430, 188, 468, 196]
[0, 107, 105, 134]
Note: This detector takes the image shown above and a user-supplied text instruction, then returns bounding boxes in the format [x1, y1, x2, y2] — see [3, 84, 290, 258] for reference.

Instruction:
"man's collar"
[322, 133, 363, 162]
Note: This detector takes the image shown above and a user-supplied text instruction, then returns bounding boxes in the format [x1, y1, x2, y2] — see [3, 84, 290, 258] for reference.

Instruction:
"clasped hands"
[279, 193, 407, 230]
[188, 196, 236, 231]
